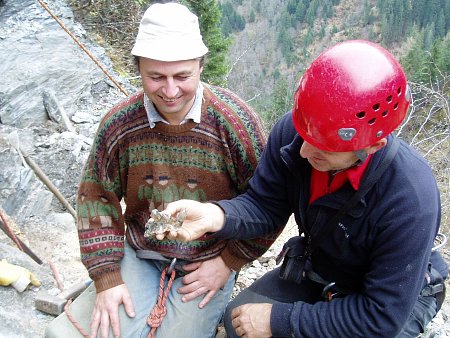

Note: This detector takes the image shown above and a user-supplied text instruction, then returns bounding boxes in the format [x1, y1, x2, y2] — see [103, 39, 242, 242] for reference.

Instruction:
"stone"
[144, 208, 187, 237]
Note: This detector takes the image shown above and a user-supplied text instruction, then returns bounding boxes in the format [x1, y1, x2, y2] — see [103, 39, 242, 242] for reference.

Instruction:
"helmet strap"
[354, 150, 368, 164]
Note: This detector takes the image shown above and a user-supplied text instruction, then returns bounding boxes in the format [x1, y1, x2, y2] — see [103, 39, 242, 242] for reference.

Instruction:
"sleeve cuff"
[271, 303, 294, 337]
[220, 245, 251, 271]
[92, 268, 124, 293]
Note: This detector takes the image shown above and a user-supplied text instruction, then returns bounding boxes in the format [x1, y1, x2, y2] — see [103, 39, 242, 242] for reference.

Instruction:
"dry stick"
[0, 208, 23, 251]
[19, 146, 77, 219]
[0, 208, 43, 264]
[0, 221, 43, 265]
[36, 0, 129, 97]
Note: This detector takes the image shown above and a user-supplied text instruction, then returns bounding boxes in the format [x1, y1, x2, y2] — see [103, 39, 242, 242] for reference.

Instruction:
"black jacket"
[216, 112, 447, 337]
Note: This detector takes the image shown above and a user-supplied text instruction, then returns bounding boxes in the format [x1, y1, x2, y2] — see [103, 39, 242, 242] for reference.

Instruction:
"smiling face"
[139, 57, 203, 124]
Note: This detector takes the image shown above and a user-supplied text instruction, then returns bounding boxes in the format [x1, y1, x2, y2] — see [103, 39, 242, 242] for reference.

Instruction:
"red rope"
[64, 299, 90, 338]
[147, 266, 176, 338]
[49, 261, 90, 338]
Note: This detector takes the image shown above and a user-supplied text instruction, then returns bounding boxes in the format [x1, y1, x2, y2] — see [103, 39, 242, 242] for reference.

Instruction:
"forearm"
[215, 193, 290, 240]
[77, 179, 125, 292]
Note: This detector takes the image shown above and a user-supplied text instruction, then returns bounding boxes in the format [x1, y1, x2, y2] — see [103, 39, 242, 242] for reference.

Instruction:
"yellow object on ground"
[0, 259, 41, 292]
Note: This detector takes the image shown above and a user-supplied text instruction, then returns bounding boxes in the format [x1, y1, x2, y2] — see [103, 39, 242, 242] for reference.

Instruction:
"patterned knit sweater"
[77, 84, 273, 292]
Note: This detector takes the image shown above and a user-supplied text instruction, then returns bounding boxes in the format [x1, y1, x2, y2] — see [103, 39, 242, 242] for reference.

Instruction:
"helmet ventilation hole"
[386, 95, 393, 103]
[368, 118, 376, 125]
[356, 111, 366, 118]
[397, 87, 402, 96]
[372, 103, 380, 111]
[393, 102, 399, 110]
[382, 110, 388, 117]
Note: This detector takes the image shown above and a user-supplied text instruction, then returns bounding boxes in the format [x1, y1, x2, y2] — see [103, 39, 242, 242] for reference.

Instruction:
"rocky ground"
[0, 0, 449, 337]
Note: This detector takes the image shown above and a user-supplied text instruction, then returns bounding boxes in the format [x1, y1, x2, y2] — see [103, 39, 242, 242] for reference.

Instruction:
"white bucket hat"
[131, 2, 208, 61]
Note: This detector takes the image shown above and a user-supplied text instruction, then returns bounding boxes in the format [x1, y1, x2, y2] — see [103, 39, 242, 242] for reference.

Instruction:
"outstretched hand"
[156, 200, 225, 241]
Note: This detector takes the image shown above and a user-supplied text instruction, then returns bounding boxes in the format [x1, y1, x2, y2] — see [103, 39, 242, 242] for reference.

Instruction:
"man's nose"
[162, 78, 178, 98]
[300, 141, 316, 158]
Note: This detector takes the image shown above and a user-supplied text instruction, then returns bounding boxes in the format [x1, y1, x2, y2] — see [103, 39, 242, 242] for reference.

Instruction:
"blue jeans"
[45, 242, 236, 338]
[223, 267, 438, 338]
[119, 243, 236, 337]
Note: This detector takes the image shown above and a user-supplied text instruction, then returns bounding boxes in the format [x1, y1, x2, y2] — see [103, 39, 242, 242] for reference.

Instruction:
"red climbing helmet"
[292, 40, 411, 152]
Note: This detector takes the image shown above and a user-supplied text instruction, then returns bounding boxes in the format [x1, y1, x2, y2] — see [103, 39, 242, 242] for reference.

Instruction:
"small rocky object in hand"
[144, 208, 187, 237]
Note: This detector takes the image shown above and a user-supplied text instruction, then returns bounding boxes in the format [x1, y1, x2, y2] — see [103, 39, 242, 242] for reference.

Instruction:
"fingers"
[231, 304, 273, 338]
[178, 282, 217, 308]
[90, 310, 101, 338]
[164, 200, 190, 217]
[231, 306, 241, 320]
[175, 227, 193, 242]
[90, 305, 117, 338]
[179, 281, 209, 302]
[181, 261, 201, 272]
[154, 228, 190, 241]
[100, 310, 111, 338]
[155, 233, 166, 241]
[231, 307, 245, 337]
[199, 289, 217, 308]
[184, 285, 209, 302]
[90, 286, 130, 338]
[122, 291, 136, 318]
[109, 309, 120, 338]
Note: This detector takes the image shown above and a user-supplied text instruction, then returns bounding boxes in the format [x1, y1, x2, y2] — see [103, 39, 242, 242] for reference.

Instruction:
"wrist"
[206, 202, 225, 232]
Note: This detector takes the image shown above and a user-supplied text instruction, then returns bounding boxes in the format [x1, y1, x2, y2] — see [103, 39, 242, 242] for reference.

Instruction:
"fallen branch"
[0, 207, 43, 265]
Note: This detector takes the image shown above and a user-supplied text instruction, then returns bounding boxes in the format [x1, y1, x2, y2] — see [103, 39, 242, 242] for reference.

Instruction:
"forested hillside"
[218, 0, 449, 230]
[68, 0, 449, 229]
[219, 0, 449, 126]
[67, 0, 449, 122]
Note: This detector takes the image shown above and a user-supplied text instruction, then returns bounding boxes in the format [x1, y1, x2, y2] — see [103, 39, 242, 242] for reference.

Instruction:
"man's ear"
[365, 138, 388, 155]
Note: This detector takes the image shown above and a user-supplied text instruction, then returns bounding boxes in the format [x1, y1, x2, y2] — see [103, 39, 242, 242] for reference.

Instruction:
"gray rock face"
[0, 0, 131, 223]
[0, 0, 107, 127]
[0, 1, 130, 337]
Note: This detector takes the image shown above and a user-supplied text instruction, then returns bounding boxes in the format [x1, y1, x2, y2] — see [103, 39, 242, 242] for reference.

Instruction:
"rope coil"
[147, 266, 177, 338]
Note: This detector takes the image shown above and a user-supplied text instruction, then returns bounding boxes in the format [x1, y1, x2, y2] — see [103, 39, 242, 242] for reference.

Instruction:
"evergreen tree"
[251, 0, 261, 14]
[306, 1, 317, 27]
[287, 0, 297, 15]
[295, 1, 307, 23]
[249, 10, 256, 23]
[433, 34, 450, 78]
[411, 0, 426, 27]
[264, 77, 294, 130]
[181, 0, 231, 86]
[304, 28, 314, 47]
[436, 12, 446, 38]
[401, 29, 429, 83]
[362, 0, 371, 26]
[278, 26, 293, 60]
[424, 23, 436, 50]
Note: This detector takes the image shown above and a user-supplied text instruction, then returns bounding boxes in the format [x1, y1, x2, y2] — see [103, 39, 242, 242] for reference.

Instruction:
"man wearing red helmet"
[160, 40, 447, 337]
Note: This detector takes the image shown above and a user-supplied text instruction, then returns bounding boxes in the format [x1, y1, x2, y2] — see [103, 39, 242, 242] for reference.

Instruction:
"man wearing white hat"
[45, 2, 268, 337]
